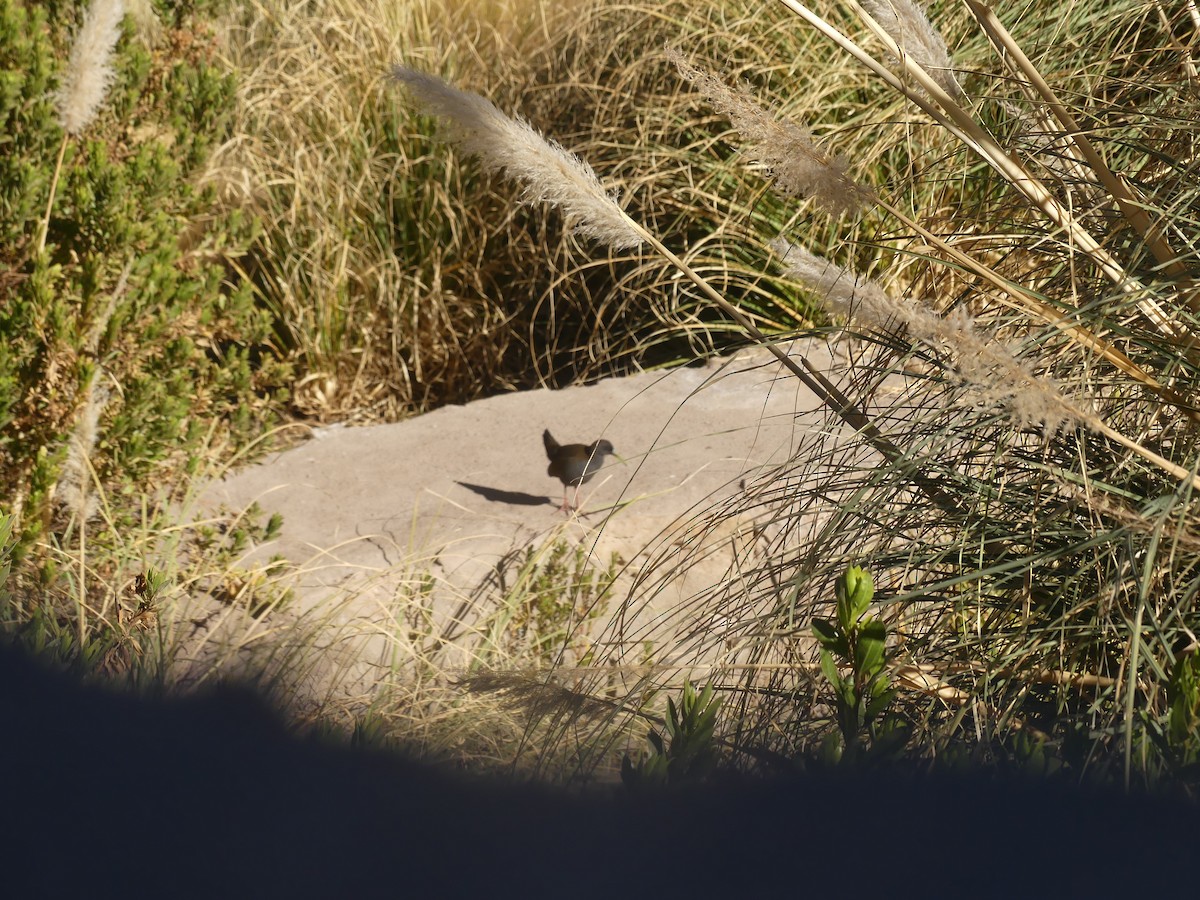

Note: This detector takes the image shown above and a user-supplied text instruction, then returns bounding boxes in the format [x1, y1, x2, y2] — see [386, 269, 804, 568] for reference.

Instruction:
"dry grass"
[204, 0, 940, 424]
[386, 0, 1200, 786]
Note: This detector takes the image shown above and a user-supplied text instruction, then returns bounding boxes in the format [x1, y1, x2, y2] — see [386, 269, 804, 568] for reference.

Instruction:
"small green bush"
[813, 566, 910, 764]
[621, 680, 722, 790]
[0, 0, 288, 561]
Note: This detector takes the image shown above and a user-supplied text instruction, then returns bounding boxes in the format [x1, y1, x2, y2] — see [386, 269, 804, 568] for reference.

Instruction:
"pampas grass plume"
[667, 48, 866, 215]
[771, 237, 1086, 432]
[861, 0, 963, 99]
[390, 66, 642, 251]
[55, 369, 111, 522]
[55, 0, 126, 136]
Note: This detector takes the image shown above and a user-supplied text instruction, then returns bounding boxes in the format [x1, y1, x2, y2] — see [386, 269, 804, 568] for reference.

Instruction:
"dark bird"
[543, 429, 615, 513]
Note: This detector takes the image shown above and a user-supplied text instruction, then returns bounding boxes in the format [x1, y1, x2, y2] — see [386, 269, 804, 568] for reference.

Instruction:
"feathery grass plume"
[55, 0, 126, 135]
[860, 0, 963, 99]
[461, 669, 617, 721]
[770, 237, 1087, 432]
[55, 369, 111, 522]
[39, 0, 125, 256]
[389, 66, 642, 250]
[777, 241, 1199, 487]
[666, 47, 866, 215]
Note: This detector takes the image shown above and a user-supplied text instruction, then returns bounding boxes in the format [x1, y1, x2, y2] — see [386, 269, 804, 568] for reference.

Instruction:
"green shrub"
[0, 0, 288, 560]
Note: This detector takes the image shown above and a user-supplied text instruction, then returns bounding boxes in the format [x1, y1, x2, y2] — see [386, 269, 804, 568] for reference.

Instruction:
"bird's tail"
[542, 429, 559, 460]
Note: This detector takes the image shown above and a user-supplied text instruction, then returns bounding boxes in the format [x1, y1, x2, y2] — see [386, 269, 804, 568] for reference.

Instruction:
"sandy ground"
[190, 338, 870, 702]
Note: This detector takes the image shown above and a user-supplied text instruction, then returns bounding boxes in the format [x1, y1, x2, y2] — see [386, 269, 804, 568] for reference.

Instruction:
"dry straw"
[771, 238, 1084, 432]
[661, 41, 1175, 412]
[664, 37, 1166, 405]
[779, 0, 1193, 347]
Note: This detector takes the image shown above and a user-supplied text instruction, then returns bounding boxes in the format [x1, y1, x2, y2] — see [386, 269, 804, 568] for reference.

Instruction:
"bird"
[543, 429, 615, 513]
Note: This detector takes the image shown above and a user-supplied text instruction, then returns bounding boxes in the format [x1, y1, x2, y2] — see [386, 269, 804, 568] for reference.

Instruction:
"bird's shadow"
[457, 481, 552, 507]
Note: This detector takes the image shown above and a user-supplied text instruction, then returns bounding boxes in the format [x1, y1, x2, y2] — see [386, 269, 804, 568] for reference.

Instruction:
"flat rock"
[188, 339, 872, 703]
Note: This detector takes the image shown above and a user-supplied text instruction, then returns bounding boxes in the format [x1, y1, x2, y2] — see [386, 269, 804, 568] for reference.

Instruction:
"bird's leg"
[560, 487, 573, 513]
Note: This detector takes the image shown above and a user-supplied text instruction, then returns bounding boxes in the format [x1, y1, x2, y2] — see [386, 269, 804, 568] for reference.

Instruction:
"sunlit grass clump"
[206, 0, 879, 420]
[390, 0, 1200, 789]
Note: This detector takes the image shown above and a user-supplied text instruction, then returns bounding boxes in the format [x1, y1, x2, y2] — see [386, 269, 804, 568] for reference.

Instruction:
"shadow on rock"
[456, 480, 551, 506]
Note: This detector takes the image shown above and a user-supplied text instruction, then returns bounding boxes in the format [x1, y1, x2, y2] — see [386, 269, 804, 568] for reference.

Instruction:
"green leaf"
[854, 618, 887, 679]
[643, 755, 669, 785]
[820, 648, 841, 689]
[812, 617, 839, 647]
[869, 673, 891, 698]
[681, 681, 696, 709]
[869, 716, 911, 759]
[647, 728, 664, 756]
[819, 732, 843, 764]
[836, 566, 874, 632]
[696, 700, 720, 738]
[834, 678, 857, 709]
[864, 686, 896, 721]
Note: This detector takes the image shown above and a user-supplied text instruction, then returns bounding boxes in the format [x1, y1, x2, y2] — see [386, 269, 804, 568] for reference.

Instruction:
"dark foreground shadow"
[457, 480, 551, 506]
[1, 641, 1196, 899]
